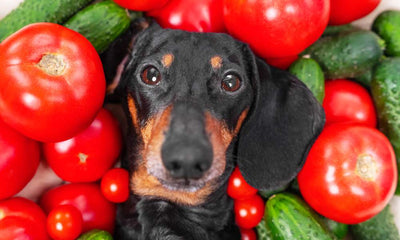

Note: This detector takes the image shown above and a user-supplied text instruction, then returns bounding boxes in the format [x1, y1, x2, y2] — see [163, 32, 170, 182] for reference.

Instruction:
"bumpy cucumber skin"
[321, 216, 348, 240]
[77, 230, 113, 240]
[288, 58, 325, 104]
[0, 0, 93, 42]
[64, 0, 131, 53]
[303, 30, 384, 79]
[373, 10, 400, 57]
[265, 193, 335, 240]
[371, 57, 400, 195]
[256, 218, 274, 240]
[351, 205, 400, 240]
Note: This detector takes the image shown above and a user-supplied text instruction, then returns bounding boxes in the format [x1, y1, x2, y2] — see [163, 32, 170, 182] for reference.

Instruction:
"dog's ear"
[236, 47, 325, 192]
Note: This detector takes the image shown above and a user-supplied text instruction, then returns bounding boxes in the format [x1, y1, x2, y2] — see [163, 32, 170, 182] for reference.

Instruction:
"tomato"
[240, 228, 257, 240]
[147, 0, 225, 32]
[43, 108, 122, 183]
[0, 119, 40, 200]
[298, 124, 397, 224]
[101, 168, 130, 203]
[265, 55, 299, 70]
[329, 0, 381, 25]
[223, 0, 330, 59]
[227, 167, 258, 200]
[323, 79, 377, 128]
[40, 183, 116, 233]
[0, 197, 49, 240]
[47, 205, 83, 240]
[234, 194, 264, 229]
[112, 0, 169, 11]
[0, 23, 105, 142]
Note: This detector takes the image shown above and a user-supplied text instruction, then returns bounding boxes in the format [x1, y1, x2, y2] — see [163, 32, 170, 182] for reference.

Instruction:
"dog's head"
[117, 23, 325, 206]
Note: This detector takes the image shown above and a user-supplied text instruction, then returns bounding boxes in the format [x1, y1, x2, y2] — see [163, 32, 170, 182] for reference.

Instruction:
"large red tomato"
[0, 197, 49, 240]
[323, 79, 377, 128]
[298, 124, 397, 224]
[0, 119, 40, 200]
[147, 0, 225, 32]
[223, 0, 330, 58]
[112, 0, 169, 11]
[40, 183, 116, 233]
[43, 108, 122, 183]
[0, 23, 105, 142]
[329, 0, 381, 25]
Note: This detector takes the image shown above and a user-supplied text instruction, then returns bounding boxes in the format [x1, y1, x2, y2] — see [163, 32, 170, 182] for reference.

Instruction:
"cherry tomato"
[101, 168, 130, 203]
[40, 183, 116, 233]
[47, 205, 83, 240]
[147, 0, 225, 32]
[234, 194, 265, 229]
[329, 0, 381, 25]
[0, 119, 40, 200]
[298, 124, 397, 224]
[227, 167, 258, 200]
[0, 23, 105, 142]
[223, 0, 330, 58]
[240, 228, 257, 240]
[323, 79, 377, 128]
[112, 0, 169, 11]
[43, 108, 122, 183]
[0, 197, 49, 240]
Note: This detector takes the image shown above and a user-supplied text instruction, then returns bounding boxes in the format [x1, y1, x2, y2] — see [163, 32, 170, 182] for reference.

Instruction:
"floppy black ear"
[237, 55, 325, 192]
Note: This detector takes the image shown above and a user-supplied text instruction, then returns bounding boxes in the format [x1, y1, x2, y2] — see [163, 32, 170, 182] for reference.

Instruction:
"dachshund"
[102, 19, 325, 240]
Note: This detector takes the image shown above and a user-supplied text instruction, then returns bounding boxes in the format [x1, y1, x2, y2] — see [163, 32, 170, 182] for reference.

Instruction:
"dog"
[103, 19, 325, 240]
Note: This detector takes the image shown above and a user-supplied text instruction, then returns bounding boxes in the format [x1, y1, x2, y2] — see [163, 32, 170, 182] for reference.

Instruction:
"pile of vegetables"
[0, 0, 400, 239]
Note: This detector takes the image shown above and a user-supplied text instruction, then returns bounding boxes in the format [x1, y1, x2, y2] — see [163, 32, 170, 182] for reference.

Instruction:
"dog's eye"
[141, 66, 161, 85]
[221, 74, 241, 92]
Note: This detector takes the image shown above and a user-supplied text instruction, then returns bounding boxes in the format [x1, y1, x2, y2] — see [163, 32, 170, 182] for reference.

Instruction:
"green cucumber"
[373, 10, 400, 57]
[370, 57, 400, 194]
[288, 57, 325, 103]
[77, 229, 113, 240]
[303, 30, 385, 79]
[256, 218, 273, 240]
[0, 0, 93, 42]
[64, 0, 132, 53]
[322, 24, 359, 37]
[350, 205, 400, 240]
[321, 216, 348, 240]
[265, 193, 336, 240]
[354, 68, 373, 88]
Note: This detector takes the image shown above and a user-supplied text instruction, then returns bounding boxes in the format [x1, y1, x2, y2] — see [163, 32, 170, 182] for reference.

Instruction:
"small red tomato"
[147, 0, 225, 32]
[101, 168, 130, 203]
[329, 0, 381, 25]
[227, 167, 258, 200]
[240, 228, 257, 240]
[43, 108, 122, 183]
[323, 79, 377, 128]
[234, 194, 265, 229]
[47, 205, 83, 240]
[112, 0, 169, 11]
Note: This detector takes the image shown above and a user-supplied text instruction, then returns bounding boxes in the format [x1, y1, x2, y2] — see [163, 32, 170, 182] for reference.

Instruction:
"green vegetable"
[350, 205, 400, 240]
[288, 57, 325, 103]
[321, 216, 348, 240]
[303, 30, 385, 79]
[0, 0, 93, 42]
[373, 10, 400, 57]
[64, 0, 133, 53]
[354, 68, 373, 88]
[370, 57, 400, 194]
[265, 193, 336, 240]
[322, 24, 359, 37]
[256, 218, 273, 240]
[77, 229, 113, 240]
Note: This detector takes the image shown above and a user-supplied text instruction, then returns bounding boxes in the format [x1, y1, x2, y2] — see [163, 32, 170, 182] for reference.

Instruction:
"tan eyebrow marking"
[210, 55, 223, 69]
[162, 53, 174, 68]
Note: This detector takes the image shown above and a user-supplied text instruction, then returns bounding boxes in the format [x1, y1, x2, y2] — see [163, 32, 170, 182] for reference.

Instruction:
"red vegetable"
[223, 0, 330, 58]
[0, 23, 105, 142]
[329, 0, 381, 25]
[234, 194, 264, 229]
[112, 0, 169, 11]
[298, 124, 397, 224]
[0, 118, 40, 200]
[43, 108, 122, 183]
[101, 168, 130, 203]
[240, 228, 257, 240]
[227, 167, 258, 200]
[47, 205, 83, 240]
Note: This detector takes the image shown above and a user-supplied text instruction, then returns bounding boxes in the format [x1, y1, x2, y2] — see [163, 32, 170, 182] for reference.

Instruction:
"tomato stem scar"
[36, 53, 66, 76]
[356, 154, 378, 181]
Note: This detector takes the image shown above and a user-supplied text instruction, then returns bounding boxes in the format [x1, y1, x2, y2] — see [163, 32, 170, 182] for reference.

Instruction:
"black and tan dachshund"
[103, 20, 325, 240]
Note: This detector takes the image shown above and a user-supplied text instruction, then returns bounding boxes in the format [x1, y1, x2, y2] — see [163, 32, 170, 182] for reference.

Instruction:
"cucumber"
[256, 218, 273, 240]
[0, 0, 93, 42]
[265, 193, 336, 240]
[354, 68, 373, 88]
[350, 205, 400, 240]
[64, 0, 132, 53]
[77, 229, 113, 240]
[370, 57, 400, 194]
[321, 216, 348, 240]
[372, 10, 400, 57]
[322, 24, 359, 37]
[288, 57, 325, 103]
[303, 30, 385, 79]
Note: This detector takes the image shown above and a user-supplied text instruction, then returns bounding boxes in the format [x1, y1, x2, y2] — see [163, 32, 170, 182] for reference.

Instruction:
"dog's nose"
[162, 142, 213, 179]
